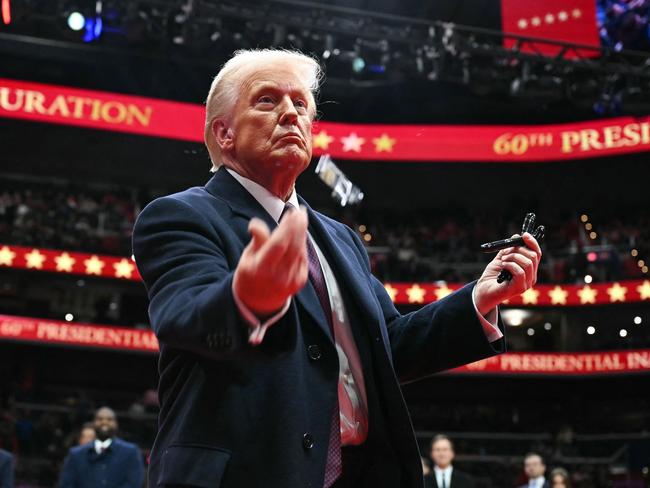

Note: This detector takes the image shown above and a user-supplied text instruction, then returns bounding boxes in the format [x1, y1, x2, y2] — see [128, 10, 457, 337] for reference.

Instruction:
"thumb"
[247, 218, 270, 253]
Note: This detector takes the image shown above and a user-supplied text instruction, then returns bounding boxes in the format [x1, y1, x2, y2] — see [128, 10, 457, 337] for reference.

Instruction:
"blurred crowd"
[1, 178, 648, 285]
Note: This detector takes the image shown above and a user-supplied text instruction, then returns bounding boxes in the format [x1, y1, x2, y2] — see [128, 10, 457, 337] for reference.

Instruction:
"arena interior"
[1, 0, 650, 487]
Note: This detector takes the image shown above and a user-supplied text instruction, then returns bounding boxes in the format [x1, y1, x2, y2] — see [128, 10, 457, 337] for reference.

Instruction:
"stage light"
[589, 231, 597, 239]
[587, 326, 595, 335]
[527, 328, 535, 336]
[65, 313, 74, 322]
[643, 266, 649, 273]
[585, 223, 592, 230]
[544, 322, 552, 331]
[580, 214, 588, 222]
[2, 0, 10, 25]
[632, 249, 639, 257]
[363, 233, 372, 242]
[587, 252, 597, 262]
[67, 11, 85, 31]
[639, 260, 645, 267]
[634, 316, 642, 325]
[584, 274, 593, 283]
[502, 309, 532, 327]
[352, 57, 366, 73]
[358, 225, 366, 233]
[619, 329, 628, 338]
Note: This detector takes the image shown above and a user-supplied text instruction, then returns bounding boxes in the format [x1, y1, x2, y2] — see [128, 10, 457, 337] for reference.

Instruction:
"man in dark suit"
[518, 453, 550, 488]
[424, 435, 474, 488]
[0, 448, 13, 488]
[59, 407, 144, 488]
[132, 49, 542, 488]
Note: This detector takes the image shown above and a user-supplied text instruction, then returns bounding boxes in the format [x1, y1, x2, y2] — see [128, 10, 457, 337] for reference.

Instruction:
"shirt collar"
[529, 477, 545, 486]
[226, 168, 299, 223]
[94, 438, 112, 454]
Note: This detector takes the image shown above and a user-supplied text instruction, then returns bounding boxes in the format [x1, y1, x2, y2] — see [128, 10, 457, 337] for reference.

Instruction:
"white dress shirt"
[94, 438, 112, 454]
[225, 168, 502, 444]
[527, 477, 546, 488]
[434, 465, 453, 488]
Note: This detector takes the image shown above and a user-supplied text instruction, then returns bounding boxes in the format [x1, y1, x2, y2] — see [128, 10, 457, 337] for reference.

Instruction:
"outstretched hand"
[233, 206, 310, 316]
[474, 232, 542, 315]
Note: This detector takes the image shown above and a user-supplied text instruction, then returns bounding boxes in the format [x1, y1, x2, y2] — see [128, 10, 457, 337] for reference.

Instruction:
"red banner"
[1, 313, 648, 375]
[453, 350, 650, 375]
[0, 314, 158, 353]
[3, 78, 650, 162]
[2, 244, 650, 306]
[501, 0, 600, 57]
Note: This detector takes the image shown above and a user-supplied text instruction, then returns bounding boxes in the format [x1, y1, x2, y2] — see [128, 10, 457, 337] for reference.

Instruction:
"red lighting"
[1, 0, 10, 25]
[587, 252, 597, 262]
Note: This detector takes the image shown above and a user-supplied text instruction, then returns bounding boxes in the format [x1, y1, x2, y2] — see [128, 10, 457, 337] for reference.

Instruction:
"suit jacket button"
[307, 345, 321, 360]
[302, 433, 314, 450]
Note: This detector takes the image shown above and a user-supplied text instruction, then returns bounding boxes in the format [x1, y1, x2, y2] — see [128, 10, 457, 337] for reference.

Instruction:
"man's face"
[222, 65, 313, 189]
[524, 455, 545, 478]
[94, 408, 117, 441]
[431, 439, 454, 469]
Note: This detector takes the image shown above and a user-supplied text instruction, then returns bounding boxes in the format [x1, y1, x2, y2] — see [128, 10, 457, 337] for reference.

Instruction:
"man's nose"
[278, 96, 298, 126]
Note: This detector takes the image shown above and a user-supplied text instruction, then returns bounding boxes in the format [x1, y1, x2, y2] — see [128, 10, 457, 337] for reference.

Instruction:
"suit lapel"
[204, 169, 334, 343]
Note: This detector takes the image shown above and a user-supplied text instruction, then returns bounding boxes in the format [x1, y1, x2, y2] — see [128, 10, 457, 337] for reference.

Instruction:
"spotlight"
[65, 313, 74, 322]
[619, 329, 628, 338]
[584, 274, 593, 283]
[587, 326, 596, 335]
[544, 322, 552, 331]
[527, 328, 535, 336]
[352, 57, 366, 73]
[634, 316, 642, 325]
[67, 11, 85, 31]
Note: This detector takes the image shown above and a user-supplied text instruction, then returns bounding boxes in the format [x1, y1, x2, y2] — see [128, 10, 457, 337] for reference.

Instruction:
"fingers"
[254, 207, 309, 274]
[247, 218, 271, 253]
[501, 252, 534, 288]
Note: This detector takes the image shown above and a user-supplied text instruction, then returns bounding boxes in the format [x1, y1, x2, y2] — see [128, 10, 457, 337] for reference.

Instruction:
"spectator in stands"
[424, 434, 475, 488]
[549, 467, 571, 488]
[0, 448, 13, 488]
[519, 452, 549, 488]
[59, 407, 143, 488]
[77, 422, 96, 446]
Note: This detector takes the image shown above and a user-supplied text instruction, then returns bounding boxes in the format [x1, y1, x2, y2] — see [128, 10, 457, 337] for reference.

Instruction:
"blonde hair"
[203, 48, 322, 172]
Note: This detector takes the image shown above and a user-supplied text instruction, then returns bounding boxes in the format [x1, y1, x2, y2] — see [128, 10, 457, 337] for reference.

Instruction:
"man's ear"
[213, 119, 234, 152]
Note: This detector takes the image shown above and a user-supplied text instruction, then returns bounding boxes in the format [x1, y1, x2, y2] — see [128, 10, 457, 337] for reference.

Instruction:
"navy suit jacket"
[0, 449, 13, 488]
[59, 438, 144, 488]
[132, 168, 505, 488]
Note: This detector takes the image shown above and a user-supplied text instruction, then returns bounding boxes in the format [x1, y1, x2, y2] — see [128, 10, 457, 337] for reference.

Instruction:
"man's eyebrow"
[250, 82, 309, 98]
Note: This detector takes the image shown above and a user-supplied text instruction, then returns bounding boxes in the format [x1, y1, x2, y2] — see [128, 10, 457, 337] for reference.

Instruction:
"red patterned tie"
[282, 203, 342, 487]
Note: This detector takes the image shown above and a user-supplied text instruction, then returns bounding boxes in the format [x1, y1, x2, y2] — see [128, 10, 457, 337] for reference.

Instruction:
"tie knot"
[280, 202, 296, 221]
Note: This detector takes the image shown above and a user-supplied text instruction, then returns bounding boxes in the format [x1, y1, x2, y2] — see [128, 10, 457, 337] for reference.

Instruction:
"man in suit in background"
[424, 435, 474, 488]
[59, 407, 144, 488]
[133, 48, 542, 488]
[519, 453, 550, 488]
[0, 448, 13, 488]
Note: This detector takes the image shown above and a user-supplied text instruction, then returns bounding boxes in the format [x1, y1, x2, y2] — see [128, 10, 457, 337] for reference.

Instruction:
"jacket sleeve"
[346, 226, 506, 384]
[58, 452, 77, 488]
[120, 446, 145, 488]
[132, 195, 252, 359]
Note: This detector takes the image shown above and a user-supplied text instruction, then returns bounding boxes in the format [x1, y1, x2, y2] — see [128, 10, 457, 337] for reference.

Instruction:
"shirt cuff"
[232, 284, 291, 345]
[472, 285, 503, 343]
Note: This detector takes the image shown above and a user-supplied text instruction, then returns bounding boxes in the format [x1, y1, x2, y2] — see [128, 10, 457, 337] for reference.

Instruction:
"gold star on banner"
[558, 11, 568, 21]
[384, 284, 397, 302]
[577, 285, 598, 304]
[637, 280, 650, 300]
[517, 18, 527, 29]
[372, 133, 396, 152]
[406, 284, 426, 303]
[435, 285, 453, 301]
[607, 282, 627, 302]
[54, 252, 76, 272]
[0, 246, 16, 266]
[25, 249, 46, 269]
[340, 132, 366, 152]
[312, 130, 334, 150]
[114, 258, 135, 279]
[572, 8, 582, 18]
[84, 255, 105, 275]
[521, 288, 540, 305]
[531, 16, 541, 26]
[548, 286, 568, 305]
